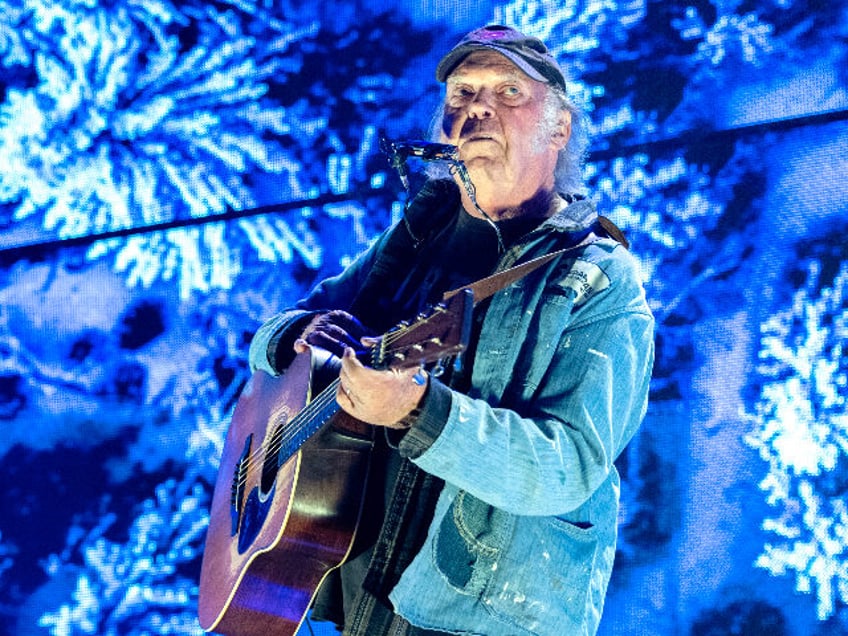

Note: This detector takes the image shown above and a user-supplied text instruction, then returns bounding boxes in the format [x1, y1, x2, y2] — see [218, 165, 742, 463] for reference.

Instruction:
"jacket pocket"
[482, 515, 600, 634]
[431, 490, 514, 595]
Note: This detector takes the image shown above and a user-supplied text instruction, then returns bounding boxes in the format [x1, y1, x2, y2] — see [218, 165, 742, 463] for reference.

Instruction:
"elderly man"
[249, 24, 654, 636]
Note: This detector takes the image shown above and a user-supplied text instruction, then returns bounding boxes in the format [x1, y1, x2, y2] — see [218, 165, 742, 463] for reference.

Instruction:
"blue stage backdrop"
[1, 1, 846, 635]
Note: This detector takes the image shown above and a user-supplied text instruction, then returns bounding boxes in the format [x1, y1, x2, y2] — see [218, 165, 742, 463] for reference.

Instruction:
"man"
[249, 24, 654, 636]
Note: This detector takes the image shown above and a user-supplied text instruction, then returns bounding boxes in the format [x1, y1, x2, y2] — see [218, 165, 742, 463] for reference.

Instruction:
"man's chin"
[464, 156, 510, 182]
[460, 154, 502, 173]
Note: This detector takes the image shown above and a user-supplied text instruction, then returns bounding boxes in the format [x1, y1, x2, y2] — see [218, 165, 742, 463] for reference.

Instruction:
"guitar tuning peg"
[431, 359, 446, 378]
[387, 320, 409, 334]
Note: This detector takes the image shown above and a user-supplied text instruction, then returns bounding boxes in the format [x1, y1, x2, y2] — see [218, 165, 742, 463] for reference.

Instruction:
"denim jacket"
[249, 182, 654, 635]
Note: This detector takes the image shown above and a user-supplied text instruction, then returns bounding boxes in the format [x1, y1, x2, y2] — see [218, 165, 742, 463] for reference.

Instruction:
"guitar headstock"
[371, 288, 473, 371]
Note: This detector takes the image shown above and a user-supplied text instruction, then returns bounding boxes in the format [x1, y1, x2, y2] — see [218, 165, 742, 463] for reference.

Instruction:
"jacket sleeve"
[248, 229, 390, 375]
[399, 244, 655, 516]
[249, 179, 460, 376]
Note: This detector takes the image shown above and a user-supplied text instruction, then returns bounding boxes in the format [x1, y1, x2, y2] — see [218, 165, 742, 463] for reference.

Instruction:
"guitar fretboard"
[275, 377, 342, 466]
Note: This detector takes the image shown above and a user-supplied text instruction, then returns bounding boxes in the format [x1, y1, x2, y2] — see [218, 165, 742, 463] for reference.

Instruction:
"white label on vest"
[556, 259, 610, 306]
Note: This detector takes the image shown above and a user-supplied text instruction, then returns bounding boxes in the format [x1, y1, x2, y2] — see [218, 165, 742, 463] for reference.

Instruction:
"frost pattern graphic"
[37, 479, 209, 636]
[1, 0, 847, 634]
[0, 0, 321, 298]
[672, 5, 774, 67]
[745, 260, 848, 620]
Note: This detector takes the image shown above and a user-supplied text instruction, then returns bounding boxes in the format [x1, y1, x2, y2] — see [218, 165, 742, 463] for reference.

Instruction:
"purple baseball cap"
[436, 25, 567, 93]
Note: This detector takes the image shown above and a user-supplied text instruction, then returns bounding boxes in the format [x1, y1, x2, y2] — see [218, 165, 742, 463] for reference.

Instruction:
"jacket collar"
[539, 196, 598, 233]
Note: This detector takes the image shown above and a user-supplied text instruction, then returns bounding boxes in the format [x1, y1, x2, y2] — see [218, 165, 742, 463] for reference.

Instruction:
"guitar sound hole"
[261, 422, 285, 494]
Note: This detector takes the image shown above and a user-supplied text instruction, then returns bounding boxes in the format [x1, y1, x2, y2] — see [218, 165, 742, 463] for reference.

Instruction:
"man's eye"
[447, 89, 474, 106]
[501, 86, 521, 97]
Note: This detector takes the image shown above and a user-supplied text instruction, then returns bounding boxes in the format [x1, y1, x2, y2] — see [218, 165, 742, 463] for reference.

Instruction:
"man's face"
[440, 50, 570, 215]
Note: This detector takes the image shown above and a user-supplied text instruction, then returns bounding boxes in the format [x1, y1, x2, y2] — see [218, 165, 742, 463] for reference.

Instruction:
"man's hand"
[336, 347, 427, 428]
[293, 310, 371, 358]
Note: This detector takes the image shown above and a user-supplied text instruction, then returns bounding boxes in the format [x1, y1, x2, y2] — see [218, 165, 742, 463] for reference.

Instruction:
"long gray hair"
[424, 85, 589, 195]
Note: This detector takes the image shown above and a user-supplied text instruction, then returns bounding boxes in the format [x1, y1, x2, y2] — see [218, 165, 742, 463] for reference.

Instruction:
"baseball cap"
[436, 25, 567, 93]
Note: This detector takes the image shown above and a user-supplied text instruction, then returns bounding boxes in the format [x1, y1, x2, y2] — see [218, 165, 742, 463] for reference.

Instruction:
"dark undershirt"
[389, 206, 535, 318]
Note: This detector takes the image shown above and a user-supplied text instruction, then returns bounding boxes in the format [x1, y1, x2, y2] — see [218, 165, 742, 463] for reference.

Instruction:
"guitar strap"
[443, 229, 599, 304]
[443, 213, 627, 305]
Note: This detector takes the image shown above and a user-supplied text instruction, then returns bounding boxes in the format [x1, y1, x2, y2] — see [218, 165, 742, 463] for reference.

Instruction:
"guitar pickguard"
[238, 483, 275, 554]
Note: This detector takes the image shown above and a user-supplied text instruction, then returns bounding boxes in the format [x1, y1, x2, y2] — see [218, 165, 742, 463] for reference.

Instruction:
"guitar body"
[198, 289, 474, 635]
[198, 351, 374, 636]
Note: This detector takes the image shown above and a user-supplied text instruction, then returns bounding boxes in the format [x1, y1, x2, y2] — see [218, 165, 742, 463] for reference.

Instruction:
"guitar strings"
[232, 376, 340, 491]
[232, 332, 404, 488]
[230, 321, 425, 490]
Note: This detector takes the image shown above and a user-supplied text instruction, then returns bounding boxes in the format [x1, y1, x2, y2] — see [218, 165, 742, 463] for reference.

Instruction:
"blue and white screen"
[0, 1, 846, 635]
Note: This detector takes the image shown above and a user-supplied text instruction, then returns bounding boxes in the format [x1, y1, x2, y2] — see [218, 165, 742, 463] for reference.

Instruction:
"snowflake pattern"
[745, 259, 848, 619]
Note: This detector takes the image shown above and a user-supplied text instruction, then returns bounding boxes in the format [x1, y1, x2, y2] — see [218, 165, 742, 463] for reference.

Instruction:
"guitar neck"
[273, 288, 475, 467]
[274, 377, 343, 466]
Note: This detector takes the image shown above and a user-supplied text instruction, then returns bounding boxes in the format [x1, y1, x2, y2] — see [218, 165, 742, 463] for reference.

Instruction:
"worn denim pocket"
[431, 490, 514, 595]
[482, 515, 600, 634]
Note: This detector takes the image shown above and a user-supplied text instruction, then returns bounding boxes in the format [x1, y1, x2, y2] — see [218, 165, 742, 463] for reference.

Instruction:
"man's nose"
[466, 90, 494, 118]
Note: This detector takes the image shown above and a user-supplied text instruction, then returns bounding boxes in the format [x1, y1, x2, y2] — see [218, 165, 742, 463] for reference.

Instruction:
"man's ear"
[551, 109, 572, 150]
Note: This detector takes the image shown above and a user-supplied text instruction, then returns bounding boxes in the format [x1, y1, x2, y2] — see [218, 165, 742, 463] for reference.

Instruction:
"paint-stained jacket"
[249, 180, 655, 635]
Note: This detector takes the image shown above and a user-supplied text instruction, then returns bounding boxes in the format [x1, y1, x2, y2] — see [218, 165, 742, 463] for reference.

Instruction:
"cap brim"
[436, 44, 549, 84]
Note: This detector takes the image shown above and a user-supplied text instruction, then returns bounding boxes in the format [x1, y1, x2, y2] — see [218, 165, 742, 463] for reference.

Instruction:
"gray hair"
[425, 84, 589, 195]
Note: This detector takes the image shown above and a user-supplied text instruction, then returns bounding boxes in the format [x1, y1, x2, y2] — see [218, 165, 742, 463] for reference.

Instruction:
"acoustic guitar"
[198, 289, 473, 635]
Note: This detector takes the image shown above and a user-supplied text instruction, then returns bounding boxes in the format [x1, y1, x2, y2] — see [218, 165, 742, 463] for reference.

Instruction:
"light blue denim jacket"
[250, 195, 654, 635]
